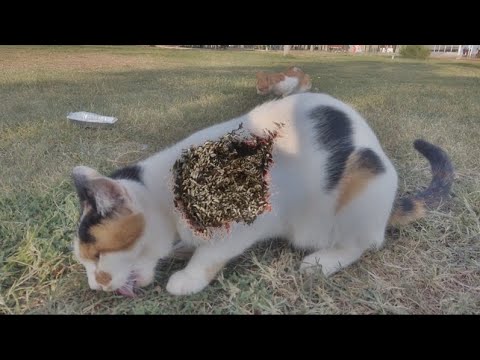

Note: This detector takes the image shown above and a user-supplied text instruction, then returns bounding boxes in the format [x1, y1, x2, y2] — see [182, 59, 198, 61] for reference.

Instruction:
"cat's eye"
[94, 253, 101, 260]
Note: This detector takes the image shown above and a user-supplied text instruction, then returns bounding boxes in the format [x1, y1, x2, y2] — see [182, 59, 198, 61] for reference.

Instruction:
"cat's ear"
[72, 166, 125, 216]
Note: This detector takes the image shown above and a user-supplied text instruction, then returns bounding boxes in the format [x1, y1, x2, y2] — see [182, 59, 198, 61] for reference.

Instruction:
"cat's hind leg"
[299, 149, 397, 277]
[299, 231, 385, 277]
[299, 246, 364, 276]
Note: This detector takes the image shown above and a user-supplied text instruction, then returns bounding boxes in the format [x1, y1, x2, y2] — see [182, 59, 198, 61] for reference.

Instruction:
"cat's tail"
[388, 139, 454, 226]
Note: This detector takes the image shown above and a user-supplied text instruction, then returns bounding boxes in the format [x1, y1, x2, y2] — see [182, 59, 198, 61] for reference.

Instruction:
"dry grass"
[1, 46, 479, 314]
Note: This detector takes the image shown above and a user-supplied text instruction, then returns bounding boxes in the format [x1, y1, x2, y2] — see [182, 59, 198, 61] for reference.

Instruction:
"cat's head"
[256, 72, 272, 95]
[71, 165, 171, 296]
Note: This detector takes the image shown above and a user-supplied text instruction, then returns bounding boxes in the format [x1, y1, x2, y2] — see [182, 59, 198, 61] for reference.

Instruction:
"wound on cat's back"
[172, 123, 282, 237]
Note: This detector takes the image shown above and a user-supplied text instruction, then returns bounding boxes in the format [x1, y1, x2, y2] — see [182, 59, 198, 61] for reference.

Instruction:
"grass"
[1, 46, 479, 314]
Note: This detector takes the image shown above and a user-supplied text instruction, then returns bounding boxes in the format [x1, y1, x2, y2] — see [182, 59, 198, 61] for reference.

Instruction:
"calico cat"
[71, 92, 454, 296]
[256, 66, 312, 97]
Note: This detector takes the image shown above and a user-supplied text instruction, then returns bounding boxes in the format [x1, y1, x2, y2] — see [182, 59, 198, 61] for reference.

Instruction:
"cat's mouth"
[115, 272, 138, 297]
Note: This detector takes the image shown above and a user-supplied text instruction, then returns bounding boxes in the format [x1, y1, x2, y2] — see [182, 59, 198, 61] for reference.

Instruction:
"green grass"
[1, 46, 479, 314]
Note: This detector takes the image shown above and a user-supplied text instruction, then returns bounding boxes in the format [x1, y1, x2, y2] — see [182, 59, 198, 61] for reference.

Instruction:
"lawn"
[0, 46, 479, 314]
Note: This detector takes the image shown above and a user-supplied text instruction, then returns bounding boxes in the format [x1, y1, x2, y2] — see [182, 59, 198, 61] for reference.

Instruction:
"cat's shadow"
[154, 238, 307, 287]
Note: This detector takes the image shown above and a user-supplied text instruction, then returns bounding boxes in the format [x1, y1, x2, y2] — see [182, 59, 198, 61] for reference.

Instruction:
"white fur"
[77, 93, 399, 295]
[272, 76, 300, 97]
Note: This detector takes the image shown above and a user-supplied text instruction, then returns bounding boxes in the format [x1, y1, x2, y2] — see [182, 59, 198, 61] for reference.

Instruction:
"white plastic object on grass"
[67, 111, 118, 127]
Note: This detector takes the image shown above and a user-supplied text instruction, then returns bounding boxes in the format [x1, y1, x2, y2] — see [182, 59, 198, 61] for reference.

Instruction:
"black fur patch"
[110, 164, 144, 184]
[73, 173, 100, 243]
[310, 106, 354, 191]
[398, 198, 414, 213]
[356, 148, 386, 174]
[73, 174, 95, 206]
[413, 139, 454, 206]
[78, 210, 103, 243]
[77, 203, 118, 244]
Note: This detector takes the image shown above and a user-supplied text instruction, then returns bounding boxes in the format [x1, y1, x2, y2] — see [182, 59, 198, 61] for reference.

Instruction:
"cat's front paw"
[299, 255, 341, 277]
[166, 270, 209, 296]
[299, 260, 323, 276]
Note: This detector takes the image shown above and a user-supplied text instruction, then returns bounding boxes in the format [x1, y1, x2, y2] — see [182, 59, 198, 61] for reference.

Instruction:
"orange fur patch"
[284, 66, 303, 77]
[79, 243, 100, 262]
[255, 72, 270, 92]
[256, 66, 311, 95]
[79, 212, 145, 261]
[95, 271, 112, 286]
[256, 72, 286, 93]
[268, 73, 286, 85]
[388, 200, 426, 226]
[300, 73, 312, 90]
[335, 153, 378, 213]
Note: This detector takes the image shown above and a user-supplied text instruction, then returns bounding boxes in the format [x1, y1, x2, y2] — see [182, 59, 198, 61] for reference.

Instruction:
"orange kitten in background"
[256, 66, 312, 97]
